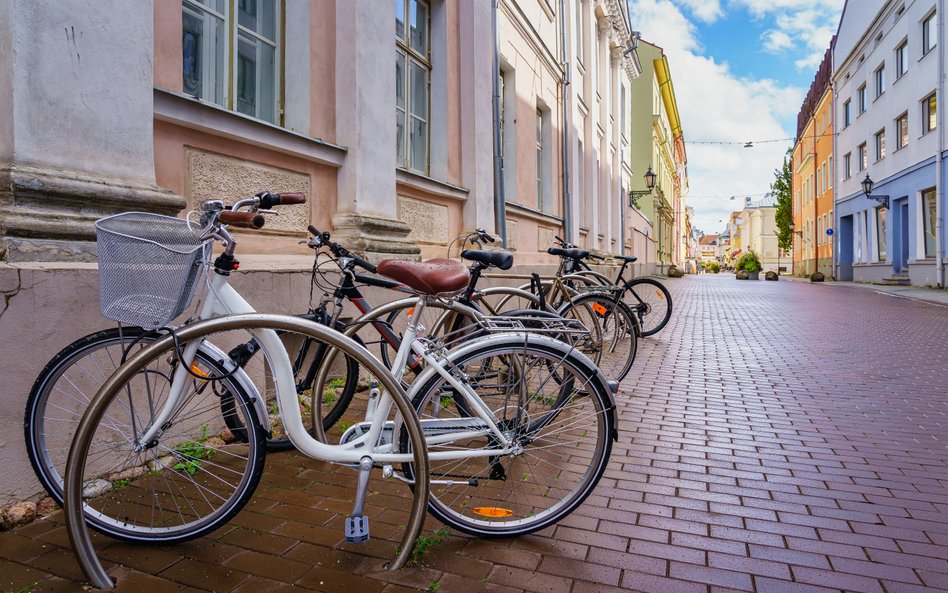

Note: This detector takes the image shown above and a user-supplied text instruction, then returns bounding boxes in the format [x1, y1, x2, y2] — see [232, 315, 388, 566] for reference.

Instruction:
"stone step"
[880, 276, 911, 286]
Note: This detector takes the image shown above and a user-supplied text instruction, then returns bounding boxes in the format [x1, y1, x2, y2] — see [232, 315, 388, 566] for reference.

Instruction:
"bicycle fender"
[198, 341, 271, 433]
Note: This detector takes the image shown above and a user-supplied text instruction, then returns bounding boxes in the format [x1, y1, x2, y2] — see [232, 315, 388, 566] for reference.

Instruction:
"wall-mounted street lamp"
[861, 174, 889, 209]
[628, 166, 657, 207]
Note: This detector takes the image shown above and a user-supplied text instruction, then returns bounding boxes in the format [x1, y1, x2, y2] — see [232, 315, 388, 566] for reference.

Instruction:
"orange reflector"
[591, 303, 608, 316]
[473, 507, 513, 517]
[406, 307, 415, 317]
[190, 365, 209, 378]
[655, 291, 664, 300]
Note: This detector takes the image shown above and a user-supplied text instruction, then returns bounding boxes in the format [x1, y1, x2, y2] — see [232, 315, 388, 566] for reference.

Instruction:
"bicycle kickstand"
[345, 456, 374, 543]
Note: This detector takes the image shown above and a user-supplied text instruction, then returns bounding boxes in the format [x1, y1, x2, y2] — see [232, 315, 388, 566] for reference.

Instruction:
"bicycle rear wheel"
[401, 334, 614, 537]
[623, 277, 672, 336]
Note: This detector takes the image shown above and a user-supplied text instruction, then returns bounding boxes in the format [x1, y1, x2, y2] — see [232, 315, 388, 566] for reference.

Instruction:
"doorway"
[838, 214, 853, 281]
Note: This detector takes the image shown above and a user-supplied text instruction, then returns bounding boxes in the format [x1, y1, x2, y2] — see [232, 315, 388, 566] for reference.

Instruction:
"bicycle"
[61, 197, 432, 587]
[548, 236, 673, 336]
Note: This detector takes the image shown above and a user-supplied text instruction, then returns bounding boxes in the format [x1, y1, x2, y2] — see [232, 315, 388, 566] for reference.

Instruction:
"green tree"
[771, 151, 793, 253]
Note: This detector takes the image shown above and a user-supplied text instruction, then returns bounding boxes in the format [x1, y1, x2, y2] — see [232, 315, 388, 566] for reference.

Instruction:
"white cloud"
[762, 29, 794, 52]
[733, 0, 844, 70]
[630, 0, 805, 234]
[675, 0, 724, 23]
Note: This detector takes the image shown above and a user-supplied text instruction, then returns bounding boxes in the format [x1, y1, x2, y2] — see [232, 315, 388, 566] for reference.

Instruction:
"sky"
[627, 0, 845, 235]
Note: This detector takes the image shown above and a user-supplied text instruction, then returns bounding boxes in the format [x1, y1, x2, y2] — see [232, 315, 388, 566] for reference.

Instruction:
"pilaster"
[0, 0, 185, 262]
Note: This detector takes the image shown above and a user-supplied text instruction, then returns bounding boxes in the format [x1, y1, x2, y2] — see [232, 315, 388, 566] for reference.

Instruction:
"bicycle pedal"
[345, 514, 370, 543]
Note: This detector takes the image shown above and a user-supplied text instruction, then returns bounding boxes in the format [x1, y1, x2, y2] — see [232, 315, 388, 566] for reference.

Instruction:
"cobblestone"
[2, 274, 948, 591]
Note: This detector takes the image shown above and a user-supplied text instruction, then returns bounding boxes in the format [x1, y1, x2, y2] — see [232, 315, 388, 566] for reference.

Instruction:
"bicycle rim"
[558, 294, 636, 381]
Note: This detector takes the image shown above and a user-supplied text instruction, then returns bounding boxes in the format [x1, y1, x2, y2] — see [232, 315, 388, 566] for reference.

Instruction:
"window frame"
[396, 0, 432, 174]
[923, 92, 937, 134]
[874, 128, 886, 161]
[895, 40, 908, 79]
[182, 0, 283, 125]
[858, 142, 868, 171]
[876, 206, 887, 261]
[874, 65, 886, 99]
[844, 99, 852, 127]
[858, 84, 867, 114]
[923, 10, 937, 56]
[896, 111, 909, 149]
[923, 187, 937, 256]
[844, 152, 851, 179]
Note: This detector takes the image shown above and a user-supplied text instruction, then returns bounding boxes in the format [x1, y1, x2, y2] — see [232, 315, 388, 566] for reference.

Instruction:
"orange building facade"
[791, 47, 835, 277]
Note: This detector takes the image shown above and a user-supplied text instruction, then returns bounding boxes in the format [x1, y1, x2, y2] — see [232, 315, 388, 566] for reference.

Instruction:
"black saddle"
[616, 255, 637, 263]
[547, 247, 590, 260]
[461, 249, 514, 270]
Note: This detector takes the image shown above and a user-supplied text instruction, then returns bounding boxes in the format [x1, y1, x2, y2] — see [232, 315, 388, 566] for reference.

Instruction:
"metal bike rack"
[64, 314, 430, 589]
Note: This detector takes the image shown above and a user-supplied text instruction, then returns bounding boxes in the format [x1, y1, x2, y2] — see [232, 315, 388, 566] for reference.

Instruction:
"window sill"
[154, 88, 347, 167]
[505, 201, 564, 226]
[919, 48, 935, 63]
[395, 168, 469, 201]
[920, 129, 936, 139]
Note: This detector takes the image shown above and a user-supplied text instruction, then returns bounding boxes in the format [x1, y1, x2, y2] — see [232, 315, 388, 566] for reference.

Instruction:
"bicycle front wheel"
[52, 329, 267, 543]
[623, 277, 673, 336]
[401, 334, 614, 537]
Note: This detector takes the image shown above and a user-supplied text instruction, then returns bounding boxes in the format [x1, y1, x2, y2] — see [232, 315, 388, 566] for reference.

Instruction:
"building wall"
[792, 88, 835, 277]
[834, 0, 945, 283]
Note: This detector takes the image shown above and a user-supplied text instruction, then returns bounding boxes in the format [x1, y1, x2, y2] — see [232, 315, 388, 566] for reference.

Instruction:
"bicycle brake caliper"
[345, 456, 373, 544]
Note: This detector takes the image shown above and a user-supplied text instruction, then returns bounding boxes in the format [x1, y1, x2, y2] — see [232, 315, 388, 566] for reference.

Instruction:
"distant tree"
[771, 151, 792, 253]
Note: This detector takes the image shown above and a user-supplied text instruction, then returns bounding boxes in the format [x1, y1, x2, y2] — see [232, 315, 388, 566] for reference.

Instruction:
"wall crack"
[0, 269, 23, 320]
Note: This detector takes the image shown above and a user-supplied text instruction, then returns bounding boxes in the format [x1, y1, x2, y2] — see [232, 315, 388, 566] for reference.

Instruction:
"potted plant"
[708, 261, 720, 274]
[735, 250, 762, 280]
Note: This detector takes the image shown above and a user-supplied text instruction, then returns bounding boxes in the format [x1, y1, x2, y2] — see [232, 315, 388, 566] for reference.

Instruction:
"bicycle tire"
[623, 277, 673, 336]
[28, 327, 267, 543]
[557, 293, 637, 382]
[400, 334, 614, 537]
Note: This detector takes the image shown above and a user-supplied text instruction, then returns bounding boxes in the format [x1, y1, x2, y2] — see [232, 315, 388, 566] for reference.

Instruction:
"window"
[923, 188, 937, 256]
[923, 11, 937, 55]
[876, 207, 887, 261]
[858, 143, 867, 171]
[896, 112, 909, 149]
[844, 153, 851, 179]
[577, 138, 585, 224]
[183, 0, 281, 123]
[620, 84, 627, 137]
[896, 41, 908, 79]
[828, 156, 833, 188]
[500, 66, 516, 200]
[844, 100, 852, 127]
[818, 216, 823, 245]
[874, 65, 885, 99]
[875, 129, 886, 161]
[536, 108, 544, 209]
[924, 93, 937, 133]
[576, 0, 586, 65]
[396, 0, 430, 173]
[858, 84, 867, 113]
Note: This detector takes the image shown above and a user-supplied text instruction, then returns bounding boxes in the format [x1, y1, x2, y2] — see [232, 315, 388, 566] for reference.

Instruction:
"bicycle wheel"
[24, 327, 263, 507]
[401, 334, 615, 537]
[45, 329, 266, 543]
[557, 293, 637, 381]
[623, 277, 673, 336]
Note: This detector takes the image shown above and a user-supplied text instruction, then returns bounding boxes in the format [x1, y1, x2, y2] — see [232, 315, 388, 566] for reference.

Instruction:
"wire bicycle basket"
[95, 212, 209, 329]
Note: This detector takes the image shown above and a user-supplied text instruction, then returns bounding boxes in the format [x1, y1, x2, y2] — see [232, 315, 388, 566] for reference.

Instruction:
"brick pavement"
[3, 274, 948, 592]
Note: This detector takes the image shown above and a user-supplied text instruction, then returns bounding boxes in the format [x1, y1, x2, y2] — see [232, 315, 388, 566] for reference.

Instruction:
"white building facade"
[834, 0, 945, 286]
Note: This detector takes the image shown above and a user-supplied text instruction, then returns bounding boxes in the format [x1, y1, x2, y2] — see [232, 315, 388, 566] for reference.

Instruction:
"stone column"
[0, 0, 184, 262]
[332, 0, 419, 262]
[458, 0, 496, 236]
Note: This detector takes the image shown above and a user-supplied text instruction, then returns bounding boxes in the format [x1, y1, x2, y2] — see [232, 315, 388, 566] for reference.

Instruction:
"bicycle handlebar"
[257, 191, 307, 209]
[307, 225, 377, 274]
[220, 211, 266, 229]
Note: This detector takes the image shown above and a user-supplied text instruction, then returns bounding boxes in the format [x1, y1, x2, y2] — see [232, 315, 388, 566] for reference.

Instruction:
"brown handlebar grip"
[277, 192, 306, 205]
[220, 210, 266, 229]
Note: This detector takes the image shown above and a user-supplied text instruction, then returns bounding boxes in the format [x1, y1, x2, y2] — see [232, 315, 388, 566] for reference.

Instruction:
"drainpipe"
[559, 0, 573, 244]
[831, 79, 838, 280]
[937, 0, 945, 287]
[813, 112, 818, 277]
[491, 0, 508, 248]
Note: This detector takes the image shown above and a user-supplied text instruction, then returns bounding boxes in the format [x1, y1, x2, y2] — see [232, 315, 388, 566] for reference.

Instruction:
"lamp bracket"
[866, 194, 889, 209]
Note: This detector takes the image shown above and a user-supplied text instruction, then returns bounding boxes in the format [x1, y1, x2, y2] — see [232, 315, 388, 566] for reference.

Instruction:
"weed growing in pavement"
[427, 583, 441, 592]
[409, 527, 450, 566]
[172, 424, 214, 475]
[3, 582, 39, 593]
